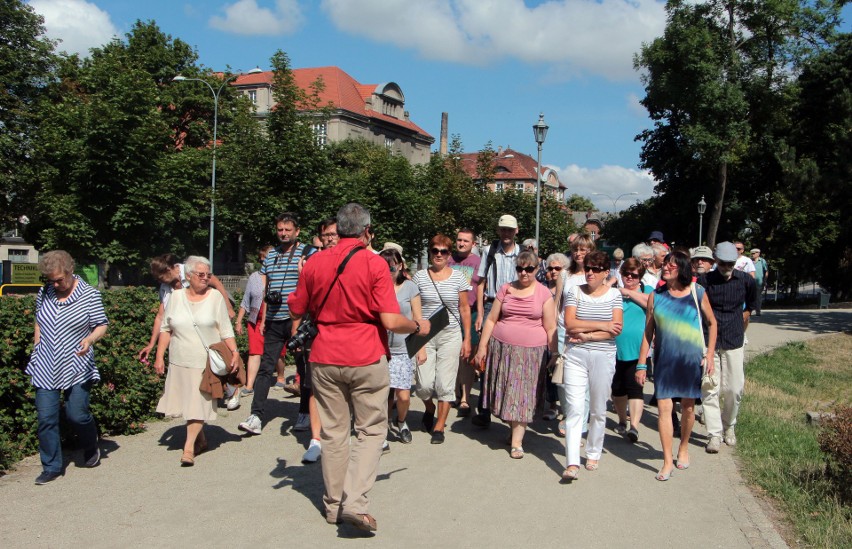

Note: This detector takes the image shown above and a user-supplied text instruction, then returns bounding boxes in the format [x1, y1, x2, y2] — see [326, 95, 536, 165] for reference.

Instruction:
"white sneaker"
[226, 391, 241, 411]
[238, 414, 262, 435]
[302, 439, 321, 463]
[293, 413, 310, 432]
[382, 439, 390, 453]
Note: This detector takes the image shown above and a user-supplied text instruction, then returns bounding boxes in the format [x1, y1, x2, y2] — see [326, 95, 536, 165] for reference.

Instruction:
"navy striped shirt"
[698, 270, 757, 350]
[261, 243, 304, 321]
[26, 276, 109, 390]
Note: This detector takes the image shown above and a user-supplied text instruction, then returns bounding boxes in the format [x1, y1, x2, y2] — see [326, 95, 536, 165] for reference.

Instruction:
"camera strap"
[265, 242, 300, 297]
[313, 245, 363, 321]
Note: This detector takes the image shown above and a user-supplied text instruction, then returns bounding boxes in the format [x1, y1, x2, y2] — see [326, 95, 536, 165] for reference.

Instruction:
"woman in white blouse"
[154, 256, 238, 466]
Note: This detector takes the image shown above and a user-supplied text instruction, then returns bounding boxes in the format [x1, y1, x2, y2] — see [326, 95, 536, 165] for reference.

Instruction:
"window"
[312, 123, 327, 147]
[8, 249, 29, 263]
[495, 182, 504, 192]
[516, 182, 525, 191]
[247, 90, 257, 104]
[385, 137, 393, 150]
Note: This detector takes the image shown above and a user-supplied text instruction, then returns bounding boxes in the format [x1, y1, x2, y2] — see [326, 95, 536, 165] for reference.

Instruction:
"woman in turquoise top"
[636, 251, 717, 481]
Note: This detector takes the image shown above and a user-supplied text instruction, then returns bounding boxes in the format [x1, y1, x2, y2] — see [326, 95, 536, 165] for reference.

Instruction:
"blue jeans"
[35, 381, 98, 474]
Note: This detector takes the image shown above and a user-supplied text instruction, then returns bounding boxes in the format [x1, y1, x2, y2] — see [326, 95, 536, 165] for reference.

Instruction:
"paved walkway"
[2, 309, 850, 548]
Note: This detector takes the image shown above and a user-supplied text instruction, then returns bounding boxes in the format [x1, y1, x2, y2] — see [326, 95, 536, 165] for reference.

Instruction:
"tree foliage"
[565, 194, 596, 212]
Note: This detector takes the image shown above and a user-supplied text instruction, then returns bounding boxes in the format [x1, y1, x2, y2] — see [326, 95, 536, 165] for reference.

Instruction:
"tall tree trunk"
[707, 161, 727, 247]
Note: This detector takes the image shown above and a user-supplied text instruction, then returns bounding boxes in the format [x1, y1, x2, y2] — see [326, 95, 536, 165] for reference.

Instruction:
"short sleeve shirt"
[476, 242, 519, 299]
[413, 269, 470, 330]
[288, 239, 400, 366]
[261, 243, 305, 321]
[158, 264, 189, 308]
[491, 282, 552, 348]
[388, 280, 419, 355]
[565, 286, 623, 352]
[615, 284, 654, 361]
[448, 253, 480, 307]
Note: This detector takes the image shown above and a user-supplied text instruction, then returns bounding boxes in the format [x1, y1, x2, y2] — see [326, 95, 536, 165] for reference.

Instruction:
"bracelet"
[636, 364, 647, 371]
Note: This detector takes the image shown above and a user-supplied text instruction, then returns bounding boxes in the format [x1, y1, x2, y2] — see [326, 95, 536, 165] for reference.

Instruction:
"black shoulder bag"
[286, 246, 363, 351]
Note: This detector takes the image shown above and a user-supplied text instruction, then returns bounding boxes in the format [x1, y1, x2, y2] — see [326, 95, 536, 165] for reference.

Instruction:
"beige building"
[233, 66, 434, 165]
[457, 147, 566, 200]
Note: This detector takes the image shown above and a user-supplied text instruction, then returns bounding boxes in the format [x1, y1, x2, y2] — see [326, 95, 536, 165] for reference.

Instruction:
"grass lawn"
[737, 332, 852, 548]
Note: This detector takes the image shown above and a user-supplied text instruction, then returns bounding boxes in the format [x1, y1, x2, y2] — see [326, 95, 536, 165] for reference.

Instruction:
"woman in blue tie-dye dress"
[636, 250, 717, 481]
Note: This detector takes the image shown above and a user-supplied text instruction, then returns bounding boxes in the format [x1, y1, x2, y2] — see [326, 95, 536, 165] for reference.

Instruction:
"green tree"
[565, 193, 596, 212]
[0, 0, 56, 228]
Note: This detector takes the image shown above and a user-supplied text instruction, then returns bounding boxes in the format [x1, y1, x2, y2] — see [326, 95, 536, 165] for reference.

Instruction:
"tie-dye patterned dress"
[652, 284, 706, 399]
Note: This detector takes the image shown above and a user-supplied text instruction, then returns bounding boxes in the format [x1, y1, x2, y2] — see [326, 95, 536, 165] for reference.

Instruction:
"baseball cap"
[715, 242, 738, 262]
[498, 215, 518, 229]
[750, 248, 760, 254]
[691, 246, 714, 261]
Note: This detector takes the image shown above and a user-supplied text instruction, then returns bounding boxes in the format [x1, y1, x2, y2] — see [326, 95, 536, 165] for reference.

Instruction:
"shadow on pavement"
[752, 310, 852, 333]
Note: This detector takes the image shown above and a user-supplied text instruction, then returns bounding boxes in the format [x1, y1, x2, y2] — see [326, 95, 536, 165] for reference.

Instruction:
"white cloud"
[321, 0, 666, 81]
[627, 92, 646, 117]
[28, 0, 119, 57]
[209, 0, 303, 35]
[553, 164, 656, 211]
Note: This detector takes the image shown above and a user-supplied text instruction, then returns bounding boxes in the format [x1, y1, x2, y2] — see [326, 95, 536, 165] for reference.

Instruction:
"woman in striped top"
[27, 251, 108, 485]
[561, 251, 623, 481]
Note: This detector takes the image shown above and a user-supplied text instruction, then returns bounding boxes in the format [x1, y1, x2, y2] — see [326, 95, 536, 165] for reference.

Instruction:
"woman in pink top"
[474, 251, 557, 459]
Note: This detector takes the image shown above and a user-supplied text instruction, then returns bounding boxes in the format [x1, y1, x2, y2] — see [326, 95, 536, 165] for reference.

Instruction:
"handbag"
[691, 283, 716, 388]
[182, 292, 230, 376]
[550, 354, 564, 384]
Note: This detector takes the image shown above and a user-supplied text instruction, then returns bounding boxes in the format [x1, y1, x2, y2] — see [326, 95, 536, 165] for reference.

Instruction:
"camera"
[286, 318, 318, 351]
[265, 291, 283, 304]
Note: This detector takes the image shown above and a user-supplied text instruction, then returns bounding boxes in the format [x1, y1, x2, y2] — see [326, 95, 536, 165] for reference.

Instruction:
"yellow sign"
[10, 263, 41, 284]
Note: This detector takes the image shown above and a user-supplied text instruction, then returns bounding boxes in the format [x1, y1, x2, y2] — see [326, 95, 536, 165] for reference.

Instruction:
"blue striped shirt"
[476, 242, 519, 299]
[26, 276, 109, 390]
[261, 243, 304, 320]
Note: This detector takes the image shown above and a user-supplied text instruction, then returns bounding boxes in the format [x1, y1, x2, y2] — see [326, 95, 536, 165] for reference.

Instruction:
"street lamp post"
[697, 195, 707, 245]
[172, 68, 261, 267]
[532, 113, 549, 248]
[592, 191, 639, 213]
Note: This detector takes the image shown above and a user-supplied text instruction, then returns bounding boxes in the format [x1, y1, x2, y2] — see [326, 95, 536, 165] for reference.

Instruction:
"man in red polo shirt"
[288, 203, 428, 533]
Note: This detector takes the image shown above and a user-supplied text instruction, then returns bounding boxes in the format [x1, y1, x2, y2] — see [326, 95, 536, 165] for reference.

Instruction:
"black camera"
[286, 319, 318, 351]
[265, 291, 283, 305]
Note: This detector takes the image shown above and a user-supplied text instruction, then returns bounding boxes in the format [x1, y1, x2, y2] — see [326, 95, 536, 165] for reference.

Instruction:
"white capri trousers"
[563, 345, 616, 466]
[415, 327, 463, 402]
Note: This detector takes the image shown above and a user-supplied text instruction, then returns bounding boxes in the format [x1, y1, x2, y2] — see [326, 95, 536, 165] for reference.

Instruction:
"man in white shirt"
[733, 241, 756, 278]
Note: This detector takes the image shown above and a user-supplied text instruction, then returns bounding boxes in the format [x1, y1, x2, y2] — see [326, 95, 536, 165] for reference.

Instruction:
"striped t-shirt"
[413, 269, 470, 330]
[26, 276, 109, 390]
[564, 285, 623, 352]
[261, 243, 304, 321]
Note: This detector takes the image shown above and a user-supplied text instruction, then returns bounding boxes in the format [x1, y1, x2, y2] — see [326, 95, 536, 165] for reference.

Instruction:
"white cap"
[497, 214, 518, 229]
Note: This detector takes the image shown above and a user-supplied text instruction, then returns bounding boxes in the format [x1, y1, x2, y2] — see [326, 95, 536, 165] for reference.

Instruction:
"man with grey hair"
[288, 202, 428, 532]
[698, 242, 757, 454]
[691, 246, 715, 275]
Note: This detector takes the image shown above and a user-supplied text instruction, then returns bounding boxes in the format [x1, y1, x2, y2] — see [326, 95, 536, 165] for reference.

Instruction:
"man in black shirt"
[698, 242, 757, 454]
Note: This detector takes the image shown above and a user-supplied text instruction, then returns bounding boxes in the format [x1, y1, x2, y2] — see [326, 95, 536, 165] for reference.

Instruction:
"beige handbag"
[550, 355, 564, 384]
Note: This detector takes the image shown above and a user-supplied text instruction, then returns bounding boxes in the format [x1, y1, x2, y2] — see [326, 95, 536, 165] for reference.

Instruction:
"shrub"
[818, 406, 852, 505]
[0, 286, 251, 471]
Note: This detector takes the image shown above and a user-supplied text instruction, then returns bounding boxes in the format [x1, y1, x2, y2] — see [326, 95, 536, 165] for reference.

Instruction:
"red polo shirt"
[288, 238, 400, 366]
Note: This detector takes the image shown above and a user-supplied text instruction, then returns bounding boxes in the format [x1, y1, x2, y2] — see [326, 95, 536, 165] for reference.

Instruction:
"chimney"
[440, 112, 448, 156]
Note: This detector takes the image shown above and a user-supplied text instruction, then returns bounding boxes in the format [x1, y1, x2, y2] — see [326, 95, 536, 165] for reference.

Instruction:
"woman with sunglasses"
[636, 251, 717, 480]
[611, 258, 652, 443]
[474, 251, 557, 459]
[542, 253, 570, 421]
[562, 251, 623, 480]
[412, 235, 472, 444]
[380, 249, 426, 446]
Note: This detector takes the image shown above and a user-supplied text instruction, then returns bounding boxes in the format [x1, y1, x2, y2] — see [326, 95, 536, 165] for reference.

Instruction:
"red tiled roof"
[233, 67, 431, 138]
[457, 148, 565, 189]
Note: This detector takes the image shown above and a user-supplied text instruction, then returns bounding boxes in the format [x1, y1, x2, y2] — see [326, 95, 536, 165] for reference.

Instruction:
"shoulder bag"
[404, 270, 458, 358]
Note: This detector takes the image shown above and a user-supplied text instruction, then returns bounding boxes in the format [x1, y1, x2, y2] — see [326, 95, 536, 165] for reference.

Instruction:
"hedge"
[0, 287, 247, 472]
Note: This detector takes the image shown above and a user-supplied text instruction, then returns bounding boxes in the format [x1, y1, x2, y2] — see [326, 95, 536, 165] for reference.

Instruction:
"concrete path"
[2, 309, 850, 548]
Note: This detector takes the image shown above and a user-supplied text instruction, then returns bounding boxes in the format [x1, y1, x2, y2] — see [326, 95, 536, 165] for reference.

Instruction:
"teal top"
[615, 284, 653, 361]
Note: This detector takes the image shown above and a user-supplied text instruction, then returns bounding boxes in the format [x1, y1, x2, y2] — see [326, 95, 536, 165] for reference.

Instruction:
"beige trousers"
[311, 358, 390, 520]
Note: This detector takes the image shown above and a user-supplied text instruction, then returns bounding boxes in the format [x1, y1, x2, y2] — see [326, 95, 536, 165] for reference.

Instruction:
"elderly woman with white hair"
[27, 250, 109, 485]
[154, 256, 239, 466]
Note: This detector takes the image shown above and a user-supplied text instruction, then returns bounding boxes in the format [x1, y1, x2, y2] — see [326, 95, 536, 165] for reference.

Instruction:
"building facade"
[456, 147, 566, 201]
[232, 66, 434, 165]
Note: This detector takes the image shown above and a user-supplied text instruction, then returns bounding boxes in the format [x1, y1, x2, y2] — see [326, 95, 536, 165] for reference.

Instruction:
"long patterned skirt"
[484, 338, 548, 423]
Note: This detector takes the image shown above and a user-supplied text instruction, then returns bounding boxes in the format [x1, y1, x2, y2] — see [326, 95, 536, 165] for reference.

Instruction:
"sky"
[26, 0, 851, 213]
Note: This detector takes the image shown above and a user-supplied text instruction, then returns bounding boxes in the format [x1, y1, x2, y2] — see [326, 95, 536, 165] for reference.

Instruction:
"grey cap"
[715, 242, 738, 262]
[691, 246, 714, 261]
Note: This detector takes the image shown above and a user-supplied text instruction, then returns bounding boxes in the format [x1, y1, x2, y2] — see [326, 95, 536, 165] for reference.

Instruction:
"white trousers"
[563, 345, 616, 465]
[701, 346, 745, 438]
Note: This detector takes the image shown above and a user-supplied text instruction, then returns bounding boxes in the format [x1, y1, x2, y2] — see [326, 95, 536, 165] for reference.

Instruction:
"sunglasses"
[192, 272, 212, 279]
[515, 265, 537, 273]
[622, 272, 640, 279]
[583, 266, 607, 273]
[546, 266, 563, 272]
[430, 248, 451, 256]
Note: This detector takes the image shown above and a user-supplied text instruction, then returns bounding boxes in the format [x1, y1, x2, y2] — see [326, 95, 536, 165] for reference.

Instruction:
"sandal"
[656, 467, 674, 481]
[510, 447, 524, 459]
[543, 408, 558, 421]
[457, 402, 471, 418]
[558, 420, 566, 437]
[585, 460, 599, 471]
[561, 466, 579, 482]
[180, 451, 195, 467]
[341, 512, 377, 532]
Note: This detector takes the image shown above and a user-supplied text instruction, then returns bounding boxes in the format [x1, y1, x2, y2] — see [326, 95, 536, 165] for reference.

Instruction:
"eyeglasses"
[718, 261, 735, 268]
[583, 266, 607, 273]
[192, 272, 212, 279]
[546, 266, 563, 272]
[639, 257, 653, 263]
[321, 232, 338, 238]
[622, 272, 640, 279]
[430, 248, 451, 256]
[46, 276, 67, 285]
[735, 247, 744, 252]
[515, 265, 537, 273]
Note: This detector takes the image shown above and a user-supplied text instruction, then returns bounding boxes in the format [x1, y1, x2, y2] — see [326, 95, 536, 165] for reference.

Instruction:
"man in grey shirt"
[473, 214, 520, 427]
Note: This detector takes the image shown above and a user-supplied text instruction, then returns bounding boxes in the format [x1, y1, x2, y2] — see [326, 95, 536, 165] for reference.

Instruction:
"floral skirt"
[484, 339, 547, 423]
[156, 364, 218, 422]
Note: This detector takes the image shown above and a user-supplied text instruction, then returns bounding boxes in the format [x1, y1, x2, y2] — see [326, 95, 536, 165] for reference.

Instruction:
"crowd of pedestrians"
[24, 204, 760, 533]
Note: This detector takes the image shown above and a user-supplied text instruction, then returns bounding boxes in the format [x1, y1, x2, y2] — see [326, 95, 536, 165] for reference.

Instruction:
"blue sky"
[27, 0, 851, 213]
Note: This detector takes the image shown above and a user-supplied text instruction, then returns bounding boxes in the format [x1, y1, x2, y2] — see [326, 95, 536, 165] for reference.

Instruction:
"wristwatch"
[413, 320, 421, 334]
